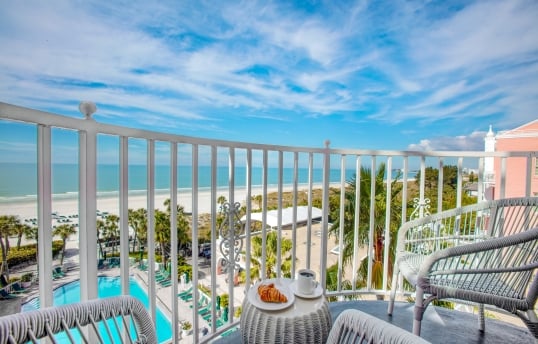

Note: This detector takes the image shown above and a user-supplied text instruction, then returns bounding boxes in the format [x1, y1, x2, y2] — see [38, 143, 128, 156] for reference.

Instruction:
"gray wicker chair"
[388, 197, 538, 338]
[0, 295, 157, 344]
[327, 309, 431, 344]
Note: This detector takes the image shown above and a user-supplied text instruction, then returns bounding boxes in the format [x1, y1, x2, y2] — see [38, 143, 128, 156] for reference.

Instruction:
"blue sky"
[1, 0, 537, 156]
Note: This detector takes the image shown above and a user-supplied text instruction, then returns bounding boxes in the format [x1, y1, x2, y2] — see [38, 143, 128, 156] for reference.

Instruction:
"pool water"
[23, 276, 172, 343]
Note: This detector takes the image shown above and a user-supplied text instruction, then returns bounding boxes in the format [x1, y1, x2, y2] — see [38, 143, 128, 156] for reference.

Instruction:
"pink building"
[493, 120, 538, 199]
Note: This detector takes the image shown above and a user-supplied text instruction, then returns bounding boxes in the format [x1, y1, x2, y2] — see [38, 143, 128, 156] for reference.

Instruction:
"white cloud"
[410, 1, 538, 75]
[408, 130, 487, 151]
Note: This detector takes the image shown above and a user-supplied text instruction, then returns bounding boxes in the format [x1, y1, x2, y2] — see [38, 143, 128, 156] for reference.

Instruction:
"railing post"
[146, 139, 156, 321]
[383, 157, 392, 291]
[337, 155, 346, 292]
[119, 136, 130, 295]
[320, 140, 330, 288]
[277, 151, 283, 278]
[78, 101, 98, 302]
[169, 142, 179, 344]
[367, 156, 376, 290]
[37, 124, 53, 308]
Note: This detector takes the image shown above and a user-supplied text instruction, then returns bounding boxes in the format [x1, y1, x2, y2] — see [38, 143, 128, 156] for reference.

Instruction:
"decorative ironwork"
[409, 197, 431, 220]
[218, 201, 243, 272]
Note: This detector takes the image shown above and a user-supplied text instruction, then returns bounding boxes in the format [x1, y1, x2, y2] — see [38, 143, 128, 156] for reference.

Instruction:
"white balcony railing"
[0, 101, 536, 343]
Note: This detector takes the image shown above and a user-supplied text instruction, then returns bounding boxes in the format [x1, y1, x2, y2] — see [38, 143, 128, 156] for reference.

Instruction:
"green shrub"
[234, 305, 242, 318]
[21, 272, 33, 282]
[0, 241, 63, 267]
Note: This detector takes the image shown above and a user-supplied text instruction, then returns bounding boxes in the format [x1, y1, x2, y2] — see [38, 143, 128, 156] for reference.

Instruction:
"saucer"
[248, 279, 295, 311]
[289, 280, 323, 299]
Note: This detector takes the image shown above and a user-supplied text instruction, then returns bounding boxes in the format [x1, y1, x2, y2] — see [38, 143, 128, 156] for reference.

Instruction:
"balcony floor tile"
[215, 300, 535, 343]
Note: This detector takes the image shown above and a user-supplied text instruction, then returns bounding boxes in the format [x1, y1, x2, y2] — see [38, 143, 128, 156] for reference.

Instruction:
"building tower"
[483, 125, 496, 199]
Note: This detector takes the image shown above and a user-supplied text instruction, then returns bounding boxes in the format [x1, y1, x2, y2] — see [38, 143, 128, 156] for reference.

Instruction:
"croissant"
[257, 283, 288, 303]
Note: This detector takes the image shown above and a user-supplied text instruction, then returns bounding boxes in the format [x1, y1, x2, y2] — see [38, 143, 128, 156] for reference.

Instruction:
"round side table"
[240, 278, 332, 344]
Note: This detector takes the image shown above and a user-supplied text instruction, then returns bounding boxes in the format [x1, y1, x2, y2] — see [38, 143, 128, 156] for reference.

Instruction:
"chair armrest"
[0, 295, 157, 344]
[327, 309, 431, 344]
[418, 227, 538, 278]
[396, 197, 538, 258]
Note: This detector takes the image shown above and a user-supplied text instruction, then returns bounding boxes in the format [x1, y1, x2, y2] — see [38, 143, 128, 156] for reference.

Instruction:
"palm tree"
[96, 218, 107, 259]
[163, 199, 190, 248]
[217, 195, 227, 210]
[217, 196, 228, 229]
[0, 215, 18, 276]
[249, 231, 294, 280]
[103, 214, 120, 256]
[251, 195, 262, 210]
[53, 223, 77, 265]
[128, 208, 147, 253]
[329, 163, 402, 289]
[324, 264, 355, 301]
[24, 224, 39, 264]
[13, 222, 31, 249]
[154, 209, 171, 264]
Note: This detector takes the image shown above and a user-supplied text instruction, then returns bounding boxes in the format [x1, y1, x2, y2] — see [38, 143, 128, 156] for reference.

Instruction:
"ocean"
[0, 163, 348, 203]
[0, 163, 416, 203]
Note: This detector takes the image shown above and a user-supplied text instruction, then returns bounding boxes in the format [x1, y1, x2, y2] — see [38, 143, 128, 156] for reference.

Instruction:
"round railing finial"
[324, 140, 331, 148]
[79, 101, 97, 119]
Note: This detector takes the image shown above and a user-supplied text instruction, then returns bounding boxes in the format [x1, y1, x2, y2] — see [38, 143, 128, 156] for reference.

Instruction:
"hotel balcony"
[0, 102, 536, 344]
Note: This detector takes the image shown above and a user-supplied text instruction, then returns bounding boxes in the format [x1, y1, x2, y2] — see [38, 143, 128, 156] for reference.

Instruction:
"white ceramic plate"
[289, 280, 324, 299]
[248, 280, 295, 311]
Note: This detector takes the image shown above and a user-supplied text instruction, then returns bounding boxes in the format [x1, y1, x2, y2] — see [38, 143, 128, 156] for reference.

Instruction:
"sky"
[1, 0, 537, 157]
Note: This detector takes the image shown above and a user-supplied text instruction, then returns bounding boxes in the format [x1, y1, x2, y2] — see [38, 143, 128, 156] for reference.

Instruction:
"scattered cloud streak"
[1, 0, 536, 150]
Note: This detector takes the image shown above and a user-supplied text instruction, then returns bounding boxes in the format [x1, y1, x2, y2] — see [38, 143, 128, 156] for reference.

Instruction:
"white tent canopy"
[241, 206, 322, 229]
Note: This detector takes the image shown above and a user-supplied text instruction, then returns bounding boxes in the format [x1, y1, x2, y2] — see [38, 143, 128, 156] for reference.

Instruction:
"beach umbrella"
[223, 306, 228, 322]
[216, 296, 221, 311]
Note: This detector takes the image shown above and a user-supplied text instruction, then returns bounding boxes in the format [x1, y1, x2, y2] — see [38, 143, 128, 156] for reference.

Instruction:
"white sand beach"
[0, 185, 321, 220]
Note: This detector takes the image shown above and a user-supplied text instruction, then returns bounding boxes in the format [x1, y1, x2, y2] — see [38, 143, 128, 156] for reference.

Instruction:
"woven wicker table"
[240, 278, 332, 344]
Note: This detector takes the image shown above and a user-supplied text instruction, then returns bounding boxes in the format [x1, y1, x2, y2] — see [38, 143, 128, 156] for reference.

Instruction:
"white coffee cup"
[297, 268, 318, 295]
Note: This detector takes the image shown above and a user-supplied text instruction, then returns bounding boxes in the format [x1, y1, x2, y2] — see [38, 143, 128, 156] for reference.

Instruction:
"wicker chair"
[388, 197, 538, 337]
[0, 295, 157, 344]
[327, 309, 430, 344]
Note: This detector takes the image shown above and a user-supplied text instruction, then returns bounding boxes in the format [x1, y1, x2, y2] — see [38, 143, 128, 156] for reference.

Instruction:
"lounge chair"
[198, 304, 212, 316]
[52, 266, 65, 279]
[205, 315, 224, 328]
[155, 270, 170, 282]
[182, 293, 193, 302]
[388, 197, 538, 338]
[0, 295, 157, 344]
[0, 288, 18, 300]
[179, 290, 194, 302]
[10, 282, 28, 294]
[158, 277, 172, 287]
[190, 295, 207, 309]
[109, 257, 120, 267]
[327, 309, 430, 344]
[178, 286, 193, 298]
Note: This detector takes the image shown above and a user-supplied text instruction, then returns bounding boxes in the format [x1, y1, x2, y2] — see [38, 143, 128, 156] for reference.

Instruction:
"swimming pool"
[23, 276, 172, 343]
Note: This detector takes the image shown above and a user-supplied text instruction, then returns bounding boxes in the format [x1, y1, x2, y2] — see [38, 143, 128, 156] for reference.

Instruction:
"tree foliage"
[250, 231, 293, 280]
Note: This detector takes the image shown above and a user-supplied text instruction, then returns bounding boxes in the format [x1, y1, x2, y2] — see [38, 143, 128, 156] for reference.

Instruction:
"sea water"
[0, 162, 416, 202]
[0, 163, 342, 200]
